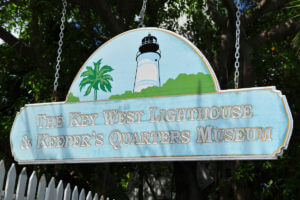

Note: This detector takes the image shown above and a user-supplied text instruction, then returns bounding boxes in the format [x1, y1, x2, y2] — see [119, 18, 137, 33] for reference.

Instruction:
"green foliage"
[110, 72, 216, 99]
[79, 59, 114, 100]
[120, 172, 130, 189]
[287, 0, 300, 18]
[235, 162, 255, 182]
[158, 0, 220, 60]
[291, 31, 300, 59]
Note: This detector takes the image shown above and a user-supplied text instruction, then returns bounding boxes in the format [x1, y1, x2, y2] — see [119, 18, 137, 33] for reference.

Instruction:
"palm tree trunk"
[94, 89, 97, 100]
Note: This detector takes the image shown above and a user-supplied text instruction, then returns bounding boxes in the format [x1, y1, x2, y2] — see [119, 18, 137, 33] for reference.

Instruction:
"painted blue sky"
[68, 28, 214, 101]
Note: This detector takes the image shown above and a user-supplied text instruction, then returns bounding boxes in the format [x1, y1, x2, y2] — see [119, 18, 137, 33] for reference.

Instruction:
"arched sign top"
[66, 28, 220, 102]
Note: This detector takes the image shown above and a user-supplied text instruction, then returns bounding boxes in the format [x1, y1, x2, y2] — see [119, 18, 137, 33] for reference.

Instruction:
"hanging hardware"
[138, 0, 148, 27]
[234, 0, 241, 89]
[52, 0, 67, 102]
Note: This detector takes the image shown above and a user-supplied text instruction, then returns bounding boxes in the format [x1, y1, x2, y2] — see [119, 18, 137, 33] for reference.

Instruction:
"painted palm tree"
[79, 58, 114, 100]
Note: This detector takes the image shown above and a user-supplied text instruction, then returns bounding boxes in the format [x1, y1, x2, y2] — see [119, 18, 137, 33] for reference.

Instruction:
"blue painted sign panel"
[10, 28, 293, 164]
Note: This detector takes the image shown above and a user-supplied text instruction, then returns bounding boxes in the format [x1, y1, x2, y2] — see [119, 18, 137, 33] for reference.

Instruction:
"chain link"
[234, 0, 241, 89]
[138, 0, 147, 27]
[52, 0, 67, 102]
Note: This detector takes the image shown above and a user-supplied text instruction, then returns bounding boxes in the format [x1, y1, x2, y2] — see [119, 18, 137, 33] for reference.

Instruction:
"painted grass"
[66, 92, 80, 103]
[109, 72, 216, 100]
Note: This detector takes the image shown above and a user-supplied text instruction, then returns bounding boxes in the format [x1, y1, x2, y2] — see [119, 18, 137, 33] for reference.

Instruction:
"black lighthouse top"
[139, 34, 159, 53]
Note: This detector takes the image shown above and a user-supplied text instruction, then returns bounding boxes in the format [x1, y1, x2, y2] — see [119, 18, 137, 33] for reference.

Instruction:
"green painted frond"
[84, 84, 93, 96]
[102, 74, 113, 81]
[99, 65, 114, 76]
[93, 80, 100, 90]
[79, 78, 94, 91]
[104, 83, 112, 92]
[80, 66, 94, 77]
[93, 59, 102, 73]
[99, 82, 107, 92]
[100, 79, 112, 92]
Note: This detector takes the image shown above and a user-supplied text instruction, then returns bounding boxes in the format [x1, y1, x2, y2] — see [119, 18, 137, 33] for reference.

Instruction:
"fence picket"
[71, 186, 78, 200]
[92, 193, 98, 200]
[0, 161, 111, 200]
[27, 171, 37, 200]
[0, 160, 5, 198]
[79, 189, 85, 200]
[45, 177, 56, 200]
[15, 167, 27, 200]
[37, 174, 46, 200]
[63, 183, 71, 200]
[86, 191, 92, 200]
[4, 163, 16, 200]
[56, 180, 63, 200]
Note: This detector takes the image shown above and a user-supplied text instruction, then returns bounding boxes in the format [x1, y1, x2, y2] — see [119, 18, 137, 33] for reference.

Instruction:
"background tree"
[0, 0, 299, 199]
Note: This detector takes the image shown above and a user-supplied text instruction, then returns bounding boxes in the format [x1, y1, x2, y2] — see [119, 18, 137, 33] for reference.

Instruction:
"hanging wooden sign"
[10, 28, 293, 164]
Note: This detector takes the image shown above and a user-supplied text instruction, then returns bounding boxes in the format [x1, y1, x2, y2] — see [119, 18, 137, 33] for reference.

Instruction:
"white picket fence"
[0, 160, 113, 200]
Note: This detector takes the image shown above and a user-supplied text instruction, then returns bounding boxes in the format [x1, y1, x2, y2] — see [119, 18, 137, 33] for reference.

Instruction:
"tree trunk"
[212, 31, 235, 89]
[232, 161, 253, 200]
[174, 162, 202, 200]
[94, 89, 97, 100]
[138, 166, 144, 200]
[240, 42, 255, 87]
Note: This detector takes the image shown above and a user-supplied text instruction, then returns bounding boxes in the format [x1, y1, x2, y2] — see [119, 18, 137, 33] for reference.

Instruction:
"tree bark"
[231, 161, 252, 200]
[145, 177, 158, 200]
[0, 26, 33, 59]
[138, 166, 144, 200]
[240, 42, 255, 87]
[174, 162, 202, 200]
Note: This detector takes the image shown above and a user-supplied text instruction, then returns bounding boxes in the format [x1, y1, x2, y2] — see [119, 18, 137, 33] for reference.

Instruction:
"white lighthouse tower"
[133, 34, 161, 92]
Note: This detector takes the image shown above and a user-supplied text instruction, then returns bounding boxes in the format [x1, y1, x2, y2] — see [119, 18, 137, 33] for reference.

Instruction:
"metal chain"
[52, 0, 67, 102]
[138, 0, 147, 27]
[234, 0, 241, 89]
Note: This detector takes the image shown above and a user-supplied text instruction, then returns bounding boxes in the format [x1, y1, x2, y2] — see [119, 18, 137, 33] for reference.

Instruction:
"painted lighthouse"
[133, 34, 161, 92]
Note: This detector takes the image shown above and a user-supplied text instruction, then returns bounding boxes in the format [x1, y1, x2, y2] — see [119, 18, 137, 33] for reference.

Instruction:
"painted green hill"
[66, 92, 80, 103]
[109, 72, 216, 100]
